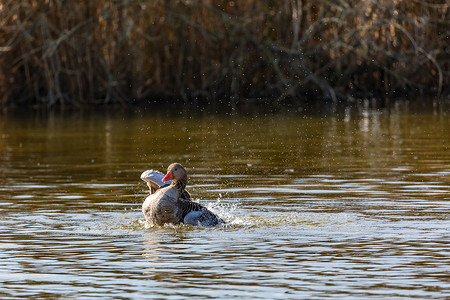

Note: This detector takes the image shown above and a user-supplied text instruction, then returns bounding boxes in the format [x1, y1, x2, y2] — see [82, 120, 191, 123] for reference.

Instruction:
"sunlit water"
[0, 103, 449, 299]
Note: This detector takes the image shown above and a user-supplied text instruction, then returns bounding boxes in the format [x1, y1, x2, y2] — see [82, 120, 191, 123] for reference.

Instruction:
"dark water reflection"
[0, 103, 449, 298]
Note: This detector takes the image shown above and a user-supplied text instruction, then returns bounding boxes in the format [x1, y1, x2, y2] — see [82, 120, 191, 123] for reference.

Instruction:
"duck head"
[162, 163, 187, 183]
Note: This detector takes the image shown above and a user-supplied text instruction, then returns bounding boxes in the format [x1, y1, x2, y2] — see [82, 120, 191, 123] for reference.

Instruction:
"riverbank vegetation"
[0, 0, 448, 108]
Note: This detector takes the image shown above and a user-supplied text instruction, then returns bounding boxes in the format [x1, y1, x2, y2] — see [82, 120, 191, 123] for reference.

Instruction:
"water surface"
[0, 104, 449, 299]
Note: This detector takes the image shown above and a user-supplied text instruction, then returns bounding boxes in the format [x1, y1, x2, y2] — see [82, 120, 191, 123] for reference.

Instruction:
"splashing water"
[205, 198, 240, 224]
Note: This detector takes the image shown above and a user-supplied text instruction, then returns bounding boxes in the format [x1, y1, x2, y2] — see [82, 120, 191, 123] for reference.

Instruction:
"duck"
[141, 163, 223, 227]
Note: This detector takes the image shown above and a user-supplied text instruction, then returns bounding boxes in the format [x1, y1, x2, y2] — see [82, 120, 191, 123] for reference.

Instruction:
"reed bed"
[0, 0, 448, 107]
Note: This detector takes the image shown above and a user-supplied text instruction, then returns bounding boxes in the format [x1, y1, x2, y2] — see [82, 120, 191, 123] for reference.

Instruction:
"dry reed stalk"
[0, 0, 448, 107]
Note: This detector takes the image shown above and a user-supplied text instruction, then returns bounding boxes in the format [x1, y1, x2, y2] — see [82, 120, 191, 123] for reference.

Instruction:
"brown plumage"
[142, 163, 223, 226]
[141, 168, 191, 201]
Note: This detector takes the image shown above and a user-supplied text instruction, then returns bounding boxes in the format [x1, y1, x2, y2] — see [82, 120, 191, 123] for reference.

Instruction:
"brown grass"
[0, 0, 448, 107]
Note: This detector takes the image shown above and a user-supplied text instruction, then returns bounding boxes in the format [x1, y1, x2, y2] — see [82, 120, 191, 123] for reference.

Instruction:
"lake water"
[0, 102, 449, 299]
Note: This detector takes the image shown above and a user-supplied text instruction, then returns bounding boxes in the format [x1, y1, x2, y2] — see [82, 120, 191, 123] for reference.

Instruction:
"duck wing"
[177, 199, 223, 226]
[141, 170, 165, 193]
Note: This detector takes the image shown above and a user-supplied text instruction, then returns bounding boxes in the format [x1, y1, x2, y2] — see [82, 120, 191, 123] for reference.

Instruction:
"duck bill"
[162, 171, 173, 182]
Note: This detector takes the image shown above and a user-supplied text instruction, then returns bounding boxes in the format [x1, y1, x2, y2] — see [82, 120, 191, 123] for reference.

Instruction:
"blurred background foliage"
[0, 0, 448, 107]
